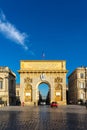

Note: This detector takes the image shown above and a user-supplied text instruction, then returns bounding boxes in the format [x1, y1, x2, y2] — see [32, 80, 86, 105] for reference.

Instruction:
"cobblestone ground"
[0, 105, 87, 130]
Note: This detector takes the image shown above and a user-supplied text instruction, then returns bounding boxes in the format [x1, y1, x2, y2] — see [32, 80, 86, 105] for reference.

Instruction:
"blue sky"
[0, 0, 87, 84]
[39, 83, 49, 98]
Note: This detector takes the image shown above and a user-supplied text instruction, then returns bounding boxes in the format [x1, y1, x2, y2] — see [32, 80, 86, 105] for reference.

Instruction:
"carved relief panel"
[24, 77, 32, 102]
[55, 84, 62, 101]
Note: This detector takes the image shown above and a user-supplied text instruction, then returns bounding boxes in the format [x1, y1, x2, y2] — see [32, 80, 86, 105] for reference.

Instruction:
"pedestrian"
[85, 100, 87, 109]
[22, 102, 24, 106]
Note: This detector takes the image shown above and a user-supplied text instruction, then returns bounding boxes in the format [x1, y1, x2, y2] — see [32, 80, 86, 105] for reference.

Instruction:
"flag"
[42, 51, 45, 59]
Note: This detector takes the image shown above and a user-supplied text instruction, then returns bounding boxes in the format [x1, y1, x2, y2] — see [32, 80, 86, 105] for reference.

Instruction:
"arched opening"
[38, 83, 50, 105]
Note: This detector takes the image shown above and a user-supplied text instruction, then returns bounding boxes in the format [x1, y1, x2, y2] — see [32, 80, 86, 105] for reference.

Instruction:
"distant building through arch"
[38, 82, 50, 105]
[18, 60, 68, 106]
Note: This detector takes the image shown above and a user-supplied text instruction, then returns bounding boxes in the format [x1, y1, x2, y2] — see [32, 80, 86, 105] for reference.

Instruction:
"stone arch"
[36, 80, 51, 90]
[18, 60, 67, 105]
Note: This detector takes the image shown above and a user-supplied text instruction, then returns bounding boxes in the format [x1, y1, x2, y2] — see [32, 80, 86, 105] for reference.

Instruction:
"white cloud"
[0, 10, 28, 50]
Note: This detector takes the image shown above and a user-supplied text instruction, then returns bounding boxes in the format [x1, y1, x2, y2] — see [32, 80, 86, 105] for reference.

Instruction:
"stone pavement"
[0, 105, 87, 130]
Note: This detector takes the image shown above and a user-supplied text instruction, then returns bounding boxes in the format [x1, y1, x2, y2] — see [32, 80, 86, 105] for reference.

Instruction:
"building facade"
[0, 67, 16, 106]
[68, 66, 87, 104]
[16, 84, 21, 105]
[18, 60, 68, 106]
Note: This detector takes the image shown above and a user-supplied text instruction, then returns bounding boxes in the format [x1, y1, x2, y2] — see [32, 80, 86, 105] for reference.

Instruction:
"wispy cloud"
[0, 10, 28, 50]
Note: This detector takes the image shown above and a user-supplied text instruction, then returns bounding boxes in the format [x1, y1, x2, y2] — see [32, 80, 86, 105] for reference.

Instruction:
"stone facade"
[0, 67, 16, 106]
[16, 84, 20, 98]
[16, 84, 21, 105]
[18, 60, 68, 106]
[68, 66, 87, 104]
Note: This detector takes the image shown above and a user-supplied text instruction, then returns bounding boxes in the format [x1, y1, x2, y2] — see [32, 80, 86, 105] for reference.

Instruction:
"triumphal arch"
[18, 60, 68, 106]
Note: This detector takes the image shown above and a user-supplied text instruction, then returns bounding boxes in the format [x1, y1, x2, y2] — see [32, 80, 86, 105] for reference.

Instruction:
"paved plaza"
[0, 105, 87, 130]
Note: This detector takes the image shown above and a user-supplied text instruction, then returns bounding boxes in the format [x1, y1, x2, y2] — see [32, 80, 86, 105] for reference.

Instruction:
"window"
[17, 91, 19, 96]
[80, 93, 84, 99]
[0, 81, 3, 89]
[80, 73, 84, 78]
[80, 82, 84, 88]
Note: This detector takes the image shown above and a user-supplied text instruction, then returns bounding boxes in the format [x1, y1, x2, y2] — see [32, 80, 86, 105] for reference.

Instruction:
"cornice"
[18, 70, 68, 73]
[20, 60, 66, 62]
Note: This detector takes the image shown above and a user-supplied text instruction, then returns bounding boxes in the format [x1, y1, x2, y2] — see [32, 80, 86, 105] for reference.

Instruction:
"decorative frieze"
[20, 60, 66, 70]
